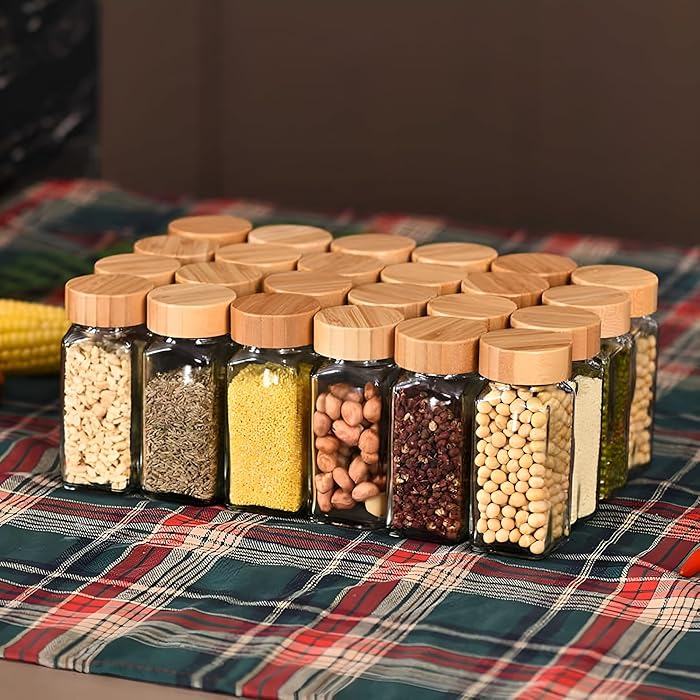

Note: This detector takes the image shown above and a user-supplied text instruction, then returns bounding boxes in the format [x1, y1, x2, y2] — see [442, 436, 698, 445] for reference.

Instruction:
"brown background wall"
[100, 1, 700, 245]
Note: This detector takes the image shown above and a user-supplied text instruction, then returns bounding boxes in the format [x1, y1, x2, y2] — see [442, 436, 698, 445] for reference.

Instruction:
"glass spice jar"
[61, 274, 153, 492]
[388, 317, 486, 543]
[472, 329, 575, 558]
[226, 293, 321, 516]
[311, 305, 402, 528]
[142, 284, 236, 504]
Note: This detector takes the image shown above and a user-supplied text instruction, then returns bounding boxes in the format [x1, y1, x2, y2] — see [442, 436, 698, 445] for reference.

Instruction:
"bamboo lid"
[248, 224, 333, 254]
[94, 253, 180, 287]
[175, 262, 262, 296]
[427, 293, 517, 330]
[65, 274, 153, 328]
[571, 264, 658, 316]
[479, 329, 572, 385]
[380, 262, 463, 295]
[347, 282, 435, 319]
[168, 215, 252, 246]
[230, 292, 320, 348]
[297, 251, 384, 286]
[411, 242, 498, 272]
[314, 305, 403, 361]
[262, 271, 352, 308]
[330, 233, 416, 264]
[214, 242, 300, 275]
[461, 271, 549, 308]
[395, 317, 486, 375]
[147, 284, 236, 338]
[510, 305, 601, 361]
[134, 235, 216, 264]
[542, 285, 631, 337]
[491, 252, 578, 286]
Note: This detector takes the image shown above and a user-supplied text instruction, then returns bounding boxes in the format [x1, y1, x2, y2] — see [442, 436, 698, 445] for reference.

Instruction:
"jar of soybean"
[142, 284, 236, 504]
[472, 329, 575, 558]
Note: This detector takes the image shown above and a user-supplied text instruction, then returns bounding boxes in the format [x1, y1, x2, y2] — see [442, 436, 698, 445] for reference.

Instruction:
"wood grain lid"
[94, 253, 180, 287]
[427, 293, 517, 330]
[380, 262, 463, 295]
[262, 271, 352, 308]
[314, 305, 403, 360]
[248, 224, 333, 254]
[147, 284, 236, 338]
[461, 271, 549, 308]
[510, 305, 601, 361]
[479, 329, 572, 385]
[175, 262, 262, 296]
[134, 235, 215, 264]
[230, 292, 320, 348]
[347, 282, 435, 319]
[65, 274, 153, 328]
[330, 233, 416, 264]
[411, 242, 498, 272]
[571, 264, 658, 316]
[168, 215, 252, 246]
[297, 252, 384, 286]
[214, 242, 301, 275]
[395, 316, 486, 375]
[542, 285, 631, 337]
[491, 252, 578, 286]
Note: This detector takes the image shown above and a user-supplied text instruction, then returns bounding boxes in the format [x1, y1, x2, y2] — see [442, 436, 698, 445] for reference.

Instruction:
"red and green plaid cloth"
[0, 180, 698, 698]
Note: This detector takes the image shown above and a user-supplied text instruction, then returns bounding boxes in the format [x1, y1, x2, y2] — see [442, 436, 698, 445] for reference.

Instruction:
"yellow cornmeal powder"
[227, 362, 310, 512]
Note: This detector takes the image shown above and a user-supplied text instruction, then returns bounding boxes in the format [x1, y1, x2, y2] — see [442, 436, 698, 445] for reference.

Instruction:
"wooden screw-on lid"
[248, 224, 333, 254]
[461, 271, 549, 308]
[347, 282, 435, 319]
[330, 233, 416, 264]
[230, 292, 320, 348]
[380, 262, 463, 295]
[147, 284, 236, 338]
[214, 242, 301, 275]
[479, 329, 572, 385]
[542, 285, 631, 338]
[297, 252, 384, 286]
[491, 252, 578, 286]
[427, 293, 516, 330]
[263, 271, 352, 308]
[571, 264, 658, 316]
[175, 262, 262, 296]
[65, 274, 153, 328]
[134, 234, 215, 264]
[314, 305, 403, 361]
[411, 241, 498, 272]
[94, 253, 180, 287]
[395, 317, 486, 375]
[510, 305, 601, 361]
[168, 215, 252, 246]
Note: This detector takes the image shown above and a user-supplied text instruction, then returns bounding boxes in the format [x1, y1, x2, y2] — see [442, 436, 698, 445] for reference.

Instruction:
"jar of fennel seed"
[226, 293, 321, 516]
[61, 274, 153, 492]
[472, 329, 575, 558]
[571, 265, 659, 470]
[388, 317, 486, 543]
[142, 284, 236, 504]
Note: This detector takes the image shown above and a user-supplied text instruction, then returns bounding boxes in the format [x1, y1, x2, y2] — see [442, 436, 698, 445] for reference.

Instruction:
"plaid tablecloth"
[0, 180, 698, 699]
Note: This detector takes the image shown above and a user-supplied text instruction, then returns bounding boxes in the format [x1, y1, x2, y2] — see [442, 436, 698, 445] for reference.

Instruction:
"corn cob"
[0, 299, 70, 374]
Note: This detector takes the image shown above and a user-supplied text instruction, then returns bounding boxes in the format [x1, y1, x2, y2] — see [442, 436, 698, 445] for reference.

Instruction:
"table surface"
[0, 180, 698, 699]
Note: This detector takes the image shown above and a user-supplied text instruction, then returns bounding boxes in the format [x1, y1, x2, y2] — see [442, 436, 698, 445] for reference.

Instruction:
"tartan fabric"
[0, 180, 698, 699]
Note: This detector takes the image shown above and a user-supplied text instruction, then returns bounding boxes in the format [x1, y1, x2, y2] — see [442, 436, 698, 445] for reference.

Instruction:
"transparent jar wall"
[61, 323, 144, 492]
[472, 381, 574, 558]
[142, 335, 227, 504]
[311, 359, 399, 529]
[227, 346, 316, 515]
[389, 371, 483, 544]
[629, 315, 658, 468]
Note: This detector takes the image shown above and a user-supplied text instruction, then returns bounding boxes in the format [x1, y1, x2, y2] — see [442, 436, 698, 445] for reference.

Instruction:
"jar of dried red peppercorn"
[388, 317, 487, 543]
